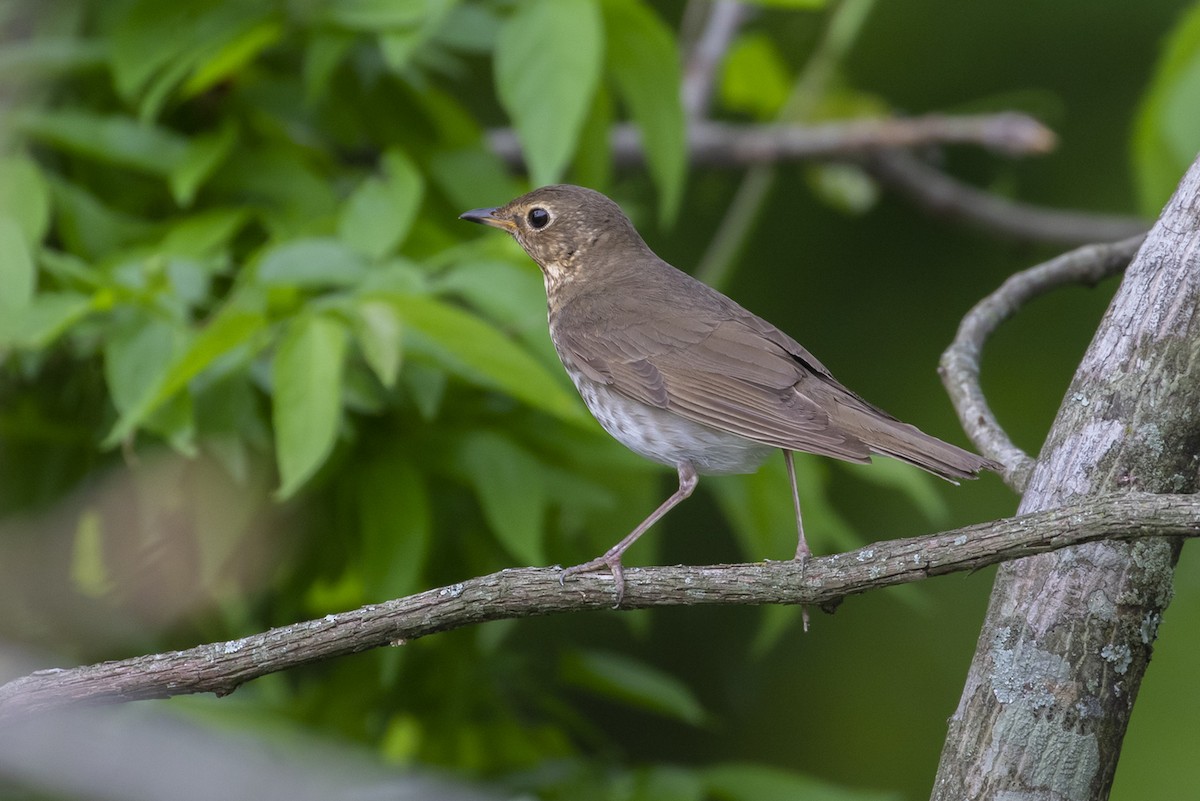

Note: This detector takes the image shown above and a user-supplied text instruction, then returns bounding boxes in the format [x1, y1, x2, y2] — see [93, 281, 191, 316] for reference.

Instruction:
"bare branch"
[485, 113, 1058, 170]
[932, 152, 1200, 801]
[940, 235, 1147, 491]
[681, 1, 750, 120]
[866, 151, 1149, 245]
[2, 492, 1196, 719]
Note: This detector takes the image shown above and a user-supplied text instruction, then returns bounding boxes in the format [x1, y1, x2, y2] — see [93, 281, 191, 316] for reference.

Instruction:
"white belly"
[574, 378, 774, 475]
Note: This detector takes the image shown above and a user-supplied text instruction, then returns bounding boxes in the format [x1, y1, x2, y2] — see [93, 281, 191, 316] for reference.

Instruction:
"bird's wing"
[555, 308, 873, 461]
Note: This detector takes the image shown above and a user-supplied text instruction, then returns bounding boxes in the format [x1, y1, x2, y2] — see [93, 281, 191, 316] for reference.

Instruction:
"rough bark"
[3, 493, 1198, 719]
[932, 155, 1200, 799]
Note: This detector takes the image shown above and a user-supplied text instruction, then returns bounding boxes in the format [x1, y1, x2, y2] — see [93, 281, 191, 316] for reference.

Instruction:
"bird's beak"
[459, 207, 515, 232]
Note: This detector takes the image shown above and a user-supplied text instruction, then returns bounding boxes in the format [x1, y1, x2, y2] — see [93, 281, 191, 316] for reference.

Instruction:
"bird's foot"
[560, 554, 627, 607]
[793, 549, 811, 633]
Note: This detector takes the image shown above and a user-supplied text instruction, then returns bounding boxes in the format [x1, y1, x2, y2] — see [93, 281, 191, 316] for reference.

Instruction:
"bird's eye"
[527, 208, 551, 229]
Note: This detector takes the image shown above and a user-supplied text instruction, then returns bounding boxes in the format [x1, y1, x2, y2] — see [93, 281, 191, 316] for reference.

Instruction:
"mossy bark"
[932, 154, 1200, 799]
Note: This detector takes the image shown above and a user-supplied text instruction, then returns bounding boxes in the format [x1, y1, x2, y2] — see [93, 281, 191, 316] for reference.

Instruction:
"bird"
[460, 184, 997, 604]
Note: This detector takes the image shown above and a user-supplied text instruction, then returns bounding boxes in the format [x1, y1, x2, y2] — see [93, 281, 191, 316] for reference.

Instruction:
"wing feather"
[555, 296, 876, 460]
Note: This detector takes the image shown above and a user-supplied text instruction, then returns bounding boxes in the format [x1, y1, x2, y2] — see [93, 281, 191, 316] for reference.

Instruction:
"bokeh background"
[1, 0, 1198, 799]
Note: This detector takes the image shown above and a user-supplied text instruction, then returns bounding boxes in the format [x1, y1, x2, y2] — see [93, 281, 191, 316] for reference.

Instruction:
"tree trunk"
[931, 154, 1200, 799]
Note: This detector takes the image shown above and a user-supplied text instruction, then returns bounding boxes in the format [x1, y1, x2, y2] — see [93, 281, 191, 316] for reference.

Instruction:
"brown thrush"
[461, 185, 996, 602]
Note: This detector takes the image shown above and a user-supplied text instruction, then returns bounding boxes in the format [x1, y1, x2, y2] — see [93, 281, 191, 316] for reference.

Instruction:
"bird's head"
[460, 184, 649, 291]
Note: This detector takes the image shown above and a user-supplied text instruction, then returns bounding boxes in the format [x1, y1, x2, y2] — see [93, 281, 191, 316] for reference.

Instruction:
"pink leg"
[783, 450, 811, 632]
[783, 450, 810, 559]
[561, 463, 699, 605]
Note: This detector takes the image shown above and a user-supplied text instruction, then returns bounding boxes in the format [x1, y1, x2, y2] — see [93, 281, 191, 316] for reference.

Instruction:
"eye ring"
[527, 207, 551, 230]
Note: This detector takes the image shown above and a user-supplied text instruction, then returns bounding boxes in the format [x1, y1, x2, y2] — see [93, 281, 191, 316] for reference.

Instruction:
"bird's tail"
[830, 401, 999, 482]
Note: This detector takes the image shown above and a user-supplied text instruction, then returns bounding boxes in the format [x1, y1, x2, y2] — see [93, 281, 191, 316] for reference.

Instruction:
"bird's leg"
[561, 463, 699, 606]
[783, 450, 811, 632]
[783, 450, 810, 560]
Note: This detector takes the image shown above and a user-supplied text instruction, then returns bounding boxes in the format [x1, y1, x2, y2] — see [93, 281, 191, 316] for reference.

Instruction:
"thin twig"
[2, 492, 1196, 719]
[681, 1, 750, 120]
[867, 151, 1150, 245]
[695, 0, 878, 288]
[940, 235, 1146, 491]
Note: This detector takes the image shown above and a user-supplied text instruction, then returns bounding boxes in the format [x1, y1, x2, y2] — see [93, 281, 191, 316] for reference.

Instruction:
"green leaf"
[376, 0, 458, 73]
[455, 430, 547, 565]
[47, 178, 157, 260]
[839, 457, 948, 523]
[210, 147, 339, 237]
[180, 18, 283, 98]
[16, 110, 189, 176]
[105, 304, 268, 446]
[495, 0, 603, 186]
[628, 767, 706, 801]
[0, 292, 92, 349]
[304, 30, 354, 103]
[433, 257, 550, 338]
[601, 0, 686, 221]
[104, 313, 180, 415]
[354, 299, 404, 389]
[428, 147, 524, 213]
[704, 763, 900, 801]
[323, 0, 430, 30]
[573, 84, 616, 191]
[110, 0, 275, 120]
[1133, 2, 1200, 214]
[384, 293, 588, 424]
[0, 155, 51, 245]
[359, 456, 430, 597]
[337, 149, 424, 259]
[272, 315, 348, 498]
[160, 208, 250, 257]
[804, 163, 880, 215]
[0, 216, 35, 311]
[720, 33, 792, 119]
[256, 238, 368, 288]
[169, 121, 238, 207]
[560, 649, 707, 725]
[0, 37, 106, 80]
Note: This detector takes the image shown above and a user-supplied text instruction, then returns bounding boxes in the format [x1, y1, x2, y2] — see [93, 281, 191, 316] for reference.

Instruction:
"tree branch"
[940, 234, 1147, 491]
[866, 151, 1149, 245]
[485, 113, 1058, 171]
[3, 493, 1197, 720]
[932, 152, 1200, 800]
[680, 0, 750, 120]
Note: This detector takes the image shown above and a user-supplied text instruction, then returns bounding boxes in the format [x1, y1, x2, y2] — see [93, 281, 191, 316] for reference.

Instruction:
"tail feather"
[831, 404, 999, 482]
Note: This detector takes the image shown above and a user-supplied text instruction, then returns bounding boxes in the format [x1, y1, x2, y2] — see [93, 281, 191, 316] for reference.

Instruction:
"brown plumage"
[461, 185, 997, 605]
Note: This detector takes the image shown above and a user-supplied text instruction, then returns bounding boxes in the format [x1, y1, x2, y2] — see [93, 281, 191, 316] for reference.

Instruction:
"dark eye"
[527, 208, 550, 229]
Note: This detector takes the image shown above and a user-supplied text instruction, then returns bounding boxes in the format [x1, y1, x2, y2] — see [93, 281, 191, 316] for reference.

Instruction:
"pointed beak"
[459, 207, 515, 232]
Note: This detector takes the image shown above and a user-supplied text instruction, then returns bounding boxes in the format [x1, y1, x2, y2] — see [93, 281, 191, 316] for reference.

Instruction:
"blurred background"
[1, 0, 1198, 799]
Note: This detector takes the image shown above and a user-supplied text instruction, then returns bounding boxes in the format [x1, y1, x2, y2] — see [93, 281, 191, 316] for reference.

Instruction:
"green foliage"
[703, 764, 900, 801]
[496, 0, 604, 188]
[601, 0, 687, 220]
[0, 0, 1188, 799]
[560, 648, 708, 725]
[1133, 1, 1200, 215]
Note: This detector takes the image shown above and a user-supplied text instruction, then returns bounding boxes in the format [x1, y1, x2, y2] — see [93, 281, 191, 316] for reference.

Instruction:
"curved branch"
[940, 235, 1147, 491]
[2, 493, 1197, 719]
[485, 113, 1058, 170]
[866, 151, 1150, 245]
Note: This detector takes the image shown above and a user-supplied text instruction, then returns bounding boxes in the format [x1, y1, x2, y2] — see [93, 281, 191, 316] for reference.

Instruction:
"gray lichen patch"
[1086, 590, 1116, 621]
[1099, 643, 1132, 675]
[985, 704, 1101, 798]
[989, 628, 1072, 709]
[1140, 611, 1162, 645]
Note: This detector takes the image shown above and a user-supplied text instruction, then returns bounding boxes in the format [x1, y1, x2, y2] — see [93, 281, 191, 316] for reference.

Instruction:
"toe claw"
[559, 554, 627, 607]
